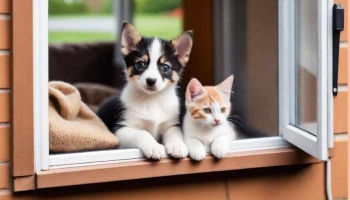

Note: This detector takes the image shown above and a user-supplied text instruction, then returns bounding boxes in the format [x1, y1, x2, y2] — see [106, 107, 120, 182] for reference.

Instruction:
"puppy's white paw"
[141, 142, 166, 160]
[166, 141, 188, 159]
[188, 146, 206, 161]
[211, 141, 229, 159]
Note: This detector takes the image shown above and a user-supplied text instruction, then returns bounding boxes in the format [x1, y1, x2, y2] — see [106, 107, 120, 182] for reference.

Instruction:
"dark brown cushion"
[49, 42, 125, 88]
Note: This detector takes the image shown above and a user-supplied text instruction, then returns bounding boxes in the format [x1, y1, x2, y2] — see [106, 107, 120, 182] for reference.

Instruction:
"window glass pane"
[133, 0, 183, 39]
[295, 0, 318, 134]
[49, 0, 116, 44]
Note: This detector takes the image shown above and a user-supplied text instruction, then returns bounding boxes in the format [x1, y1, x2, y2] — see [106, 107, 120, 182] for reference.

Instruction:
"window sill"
[36, 147, 321, 189]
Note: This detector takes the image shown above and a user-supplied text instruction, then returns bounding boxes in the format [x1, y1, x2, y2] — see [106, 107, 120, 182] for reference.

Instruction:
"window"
[279, 0, 333, 160]
[213, 0, 332, 161]
[28, 0, 333, 182]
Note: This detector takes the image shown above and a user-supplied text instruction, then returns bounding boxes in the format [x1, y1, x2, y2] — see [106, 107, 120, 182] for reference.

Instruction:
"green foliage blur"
[48, 0, 183, 43]
[134, 0, 181, 13]
[49, 0, 88, 16]
[49, 0, 114, 16]
[101, 0, 114, 14]
[49, 0, 181, 16]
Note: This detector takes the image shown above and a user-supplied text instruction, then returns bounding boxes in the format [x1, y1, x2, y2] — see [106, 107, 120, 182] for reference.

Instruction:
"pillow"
[73, 82, 119, 113]
[49, 81, 118, 153]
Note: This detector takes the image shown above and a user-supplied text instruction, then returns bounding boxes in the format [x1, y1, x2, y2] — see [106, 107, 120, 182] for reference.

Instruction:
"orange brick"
[0, 19, 10, 50]
[331, 138, 348, 198]
[0, 92, 9, 122]
[334, 91, 348, 134]
[338, 47, 348, 84]
[335, 0, 348, 41]
[0, 0, 10, 14]
[0, 54, 10, 88]
[0, 163, 10, 189]
[0, 126, 10, 161]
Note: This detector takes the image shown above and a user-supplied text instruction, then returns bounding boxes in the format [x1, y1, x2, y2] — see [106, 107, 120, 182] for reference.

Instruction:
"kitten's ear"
[121, 22, 142, 56]
[186, 78, 205, 101]
[217, 75, 234, 100]
[171, 30, 193, 66]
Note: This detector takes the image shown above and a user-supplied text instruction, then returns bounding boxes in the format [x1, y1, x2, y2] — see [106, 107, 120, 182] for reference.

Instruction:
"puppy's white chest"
[122, 89, 179, 137]
[137, 102, 169, 121]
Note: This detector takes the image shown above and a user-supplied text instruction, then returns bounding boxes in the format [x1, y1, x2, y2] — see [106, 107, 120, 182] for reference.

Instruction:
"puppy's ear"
[171, 30, 193, 66]
[186, 78, 205, 102]
[216, 75, 234, 100]
[121, 22, 142, 56]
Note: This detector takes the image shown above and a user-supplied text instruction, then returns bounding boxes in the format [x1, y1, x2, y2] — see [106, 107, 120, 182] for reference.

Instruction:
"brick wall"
[0, 0, 11, 194]
[334, 0, 348, 135]
[332, 0, 349, 198]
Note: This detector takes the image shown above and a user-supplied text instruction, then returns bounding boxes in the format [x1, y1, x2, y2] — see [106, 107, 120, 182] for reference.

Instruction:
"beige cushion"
[49, 81, 118, 153]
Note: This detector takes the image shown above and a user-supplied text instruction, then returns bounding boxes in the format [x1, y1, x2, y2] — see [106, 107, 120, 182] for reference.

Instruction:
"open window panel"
[279, 0, 333, 161]
[210, 0, 333, 161]
[35, 0, 333, 172]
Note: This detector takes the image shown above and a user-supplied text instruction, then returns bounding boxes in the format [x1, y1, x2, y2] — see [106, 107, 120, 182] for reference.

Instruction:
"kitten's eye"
[221, 107, 226, 113]
[203, 108, 211, 114]
[135, 62, 146, 70]
[160, 64, 171, 73]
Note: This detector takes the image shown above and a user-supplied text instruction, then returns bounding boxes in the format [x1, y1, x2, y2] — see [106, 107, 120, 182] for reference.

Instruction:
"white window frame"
[34, 0, 333, 171]
[279, 0, 333, 161]
[34, 0, 49, 172]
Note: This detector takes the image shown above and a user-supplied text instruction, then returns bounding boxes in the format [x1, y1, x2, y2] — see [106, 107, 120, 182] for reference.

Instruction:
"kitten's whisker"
[232, 119, 242, 125]
[231, 115, 242, 120]
[229, 118, 244, 129]
[230, 122, 244, 133]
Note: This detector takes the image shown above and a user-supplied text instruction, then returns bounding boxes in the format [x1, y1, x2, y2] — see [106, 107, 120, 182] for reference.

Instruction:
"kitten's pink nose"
[214, 119, 220, 125]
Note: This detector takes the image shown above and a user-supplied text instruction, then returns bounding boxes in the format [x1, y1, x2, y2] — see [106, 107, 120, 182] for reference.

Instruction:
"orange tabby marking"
[187, 86, 230, 120]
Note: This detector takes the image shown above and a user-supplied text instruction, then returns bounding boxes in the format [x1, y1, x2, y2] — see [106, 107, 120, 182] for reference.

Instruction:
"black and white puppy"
[97, 22, 193, 159]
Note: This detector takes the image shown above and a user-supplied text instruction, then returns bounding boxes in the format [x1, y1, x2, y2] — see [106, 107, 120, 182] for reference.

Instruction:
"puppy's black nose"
[146, 78, 157, 86]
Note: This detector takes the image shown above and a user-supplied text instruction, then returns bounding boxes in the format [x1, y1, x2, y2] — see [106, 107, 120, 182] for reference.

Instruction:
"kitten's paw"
[141, 143, 166, 160]
[165, 141, 188, 159]
[188, 146, 206, 161]
[211, 142, 230, 159]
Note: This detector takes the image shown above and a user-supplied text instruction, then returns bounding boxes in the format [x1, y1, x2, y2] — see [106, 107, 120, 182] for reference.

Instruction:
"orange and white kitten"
[183, 75, 237, 161]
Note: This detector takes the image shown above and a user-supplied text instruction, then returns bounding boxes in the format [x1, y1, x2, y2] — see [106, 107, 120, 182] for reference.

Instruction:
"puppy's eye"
[135, 62, 146, 70]
[221, 107, 226, 113]
[160, 64, 171, 73]
[203, 108, 211, 114]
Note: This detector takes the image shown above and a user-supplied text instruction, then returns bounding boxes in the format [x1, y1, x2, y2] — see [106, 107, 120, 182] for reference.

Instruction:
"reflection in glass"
[295, 0, 318, 134]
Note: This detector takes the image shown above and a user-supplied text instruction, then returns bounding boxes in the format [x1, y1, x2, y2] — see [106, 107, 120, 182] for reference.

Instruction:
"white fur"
[138, 38, 169, 93]
[183, 111, 237, 161]
[116, 78, 188, 159]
